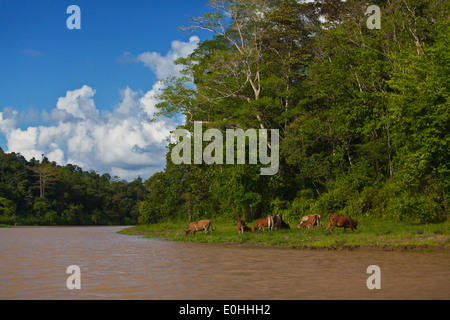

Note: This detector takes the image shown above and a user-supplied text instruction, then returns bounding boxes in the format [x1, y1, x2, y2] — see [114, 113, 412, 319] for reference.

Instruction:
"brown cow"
[184, 220, 214, 236]
[297, 214, 321, 229]
[237, 219, 252, 234]
[326, 214, 358, 233]
[252, 217, 269, 231]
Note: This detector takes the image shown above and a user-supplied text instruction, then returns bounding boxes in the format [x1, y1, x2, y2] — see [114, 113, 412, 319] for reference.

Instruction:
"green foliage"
[0, 197, 17, 225]
[0, 152, 147, 226]
[136, 0, 448, 225]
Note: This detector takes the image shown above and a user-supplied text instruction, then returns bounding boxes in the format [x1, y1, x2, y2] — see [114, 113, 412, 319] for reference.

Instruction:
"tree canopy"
[0, 151, 146, 226]
[140, 0, 449, 224]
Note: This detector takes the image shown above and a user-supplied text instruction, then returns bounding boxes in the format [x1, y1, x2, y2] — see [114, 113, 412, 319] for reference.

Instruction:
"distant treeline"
[0, 148, 147, 226]
[138, 0, 448, 225]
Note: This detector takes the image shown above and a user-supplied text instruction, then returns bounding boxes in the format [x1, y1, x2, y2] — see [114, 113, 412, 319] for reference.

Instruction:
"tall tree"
[30, 162, 57, 198]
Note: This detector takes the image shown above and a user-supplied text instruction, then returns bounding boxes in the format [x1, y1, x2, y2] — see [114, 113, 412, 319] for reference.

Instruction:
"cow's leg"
[327, 221, 335, 232]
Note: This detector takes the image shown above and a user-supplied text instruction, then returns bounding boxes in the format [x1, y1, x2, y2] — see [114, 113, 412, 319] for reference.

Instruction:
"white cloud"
[0, 111, 18, 135]
[7, 126, 41, 161]
[47, 148, 65, 166]
[137, 36, 200, 79]
[56, 85, 98, 120]
[139, 80, 165, 117]
[1, 36, 199, 181]
[41, 108, 75, 123]
[3, 83, 176, 181]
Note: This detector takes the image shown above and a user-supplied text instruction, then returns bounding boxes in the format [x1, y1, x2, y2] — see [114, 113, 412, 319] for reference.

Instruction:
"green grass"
[119, 218, 450, 251]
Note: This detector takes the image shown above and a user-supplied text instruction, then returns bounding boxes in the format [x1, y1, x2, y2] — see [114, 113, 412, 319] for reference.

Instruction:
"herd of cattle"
[183, 214, 358, 236]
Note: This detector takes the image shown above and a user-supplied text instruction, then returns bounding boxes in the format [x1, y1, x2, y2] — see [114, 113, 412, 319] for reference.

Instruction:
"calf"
[236, 219, 252, 234]
[326, 214, 358, 233]
[184, 220, 213, 236]
[252, 217, 269, 231]
[297, 214, 321, 229]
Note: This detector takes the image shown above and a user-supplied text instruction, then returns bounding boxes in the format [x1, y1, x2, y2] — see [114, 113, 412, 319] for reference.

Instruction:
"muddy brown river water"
[0, 226, 448, 300]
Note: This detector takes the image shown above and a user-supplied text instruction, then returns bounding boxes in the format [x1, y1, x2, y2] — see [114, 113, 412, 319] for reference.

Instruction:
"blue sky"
[0, 0, 210, 180]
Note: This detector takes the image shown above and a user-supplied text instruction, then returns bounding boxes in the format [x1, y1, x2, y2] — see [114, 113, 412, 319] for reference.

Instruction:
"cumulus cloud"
[137, 36, 200, 79]
[0, 107, 39, 132]
[3, 83, 175, 181]
[1, 36, 200, 181]
[0, 110, 19, 134]
[56, 85, 99, 120]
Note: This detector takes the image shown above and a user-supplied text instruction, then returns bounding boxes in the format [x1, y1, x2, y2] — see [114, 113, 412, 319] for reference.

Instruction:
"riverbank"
[119, 218, 450, 252]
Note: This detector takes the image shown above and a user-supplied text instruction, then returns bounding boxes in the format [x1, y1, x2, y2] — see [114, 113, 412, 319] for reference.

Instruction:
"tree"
[139, 0, 448, 224]
[0, 197, 16, 218]
[30, 163, 57, 198]
[156, 0, 318, 132]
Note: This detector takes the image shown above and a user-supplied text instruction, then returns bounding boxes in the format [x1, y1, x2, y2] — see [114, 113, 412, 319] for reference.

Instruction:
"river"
[0, 226, 448, 300]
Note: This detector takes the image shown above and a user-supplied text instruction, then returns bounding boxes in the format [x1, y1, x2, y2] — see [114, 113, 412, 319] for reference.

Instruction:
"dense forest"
[0, 148, 146, 225]
[139, 0, 449, 225]
[1, 0, 448, 226]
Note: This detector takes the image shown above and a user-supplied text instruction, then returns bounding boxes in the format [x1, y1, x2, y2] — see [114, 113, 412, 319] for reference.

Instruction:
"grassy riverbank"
[119, 218, 450, 252]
